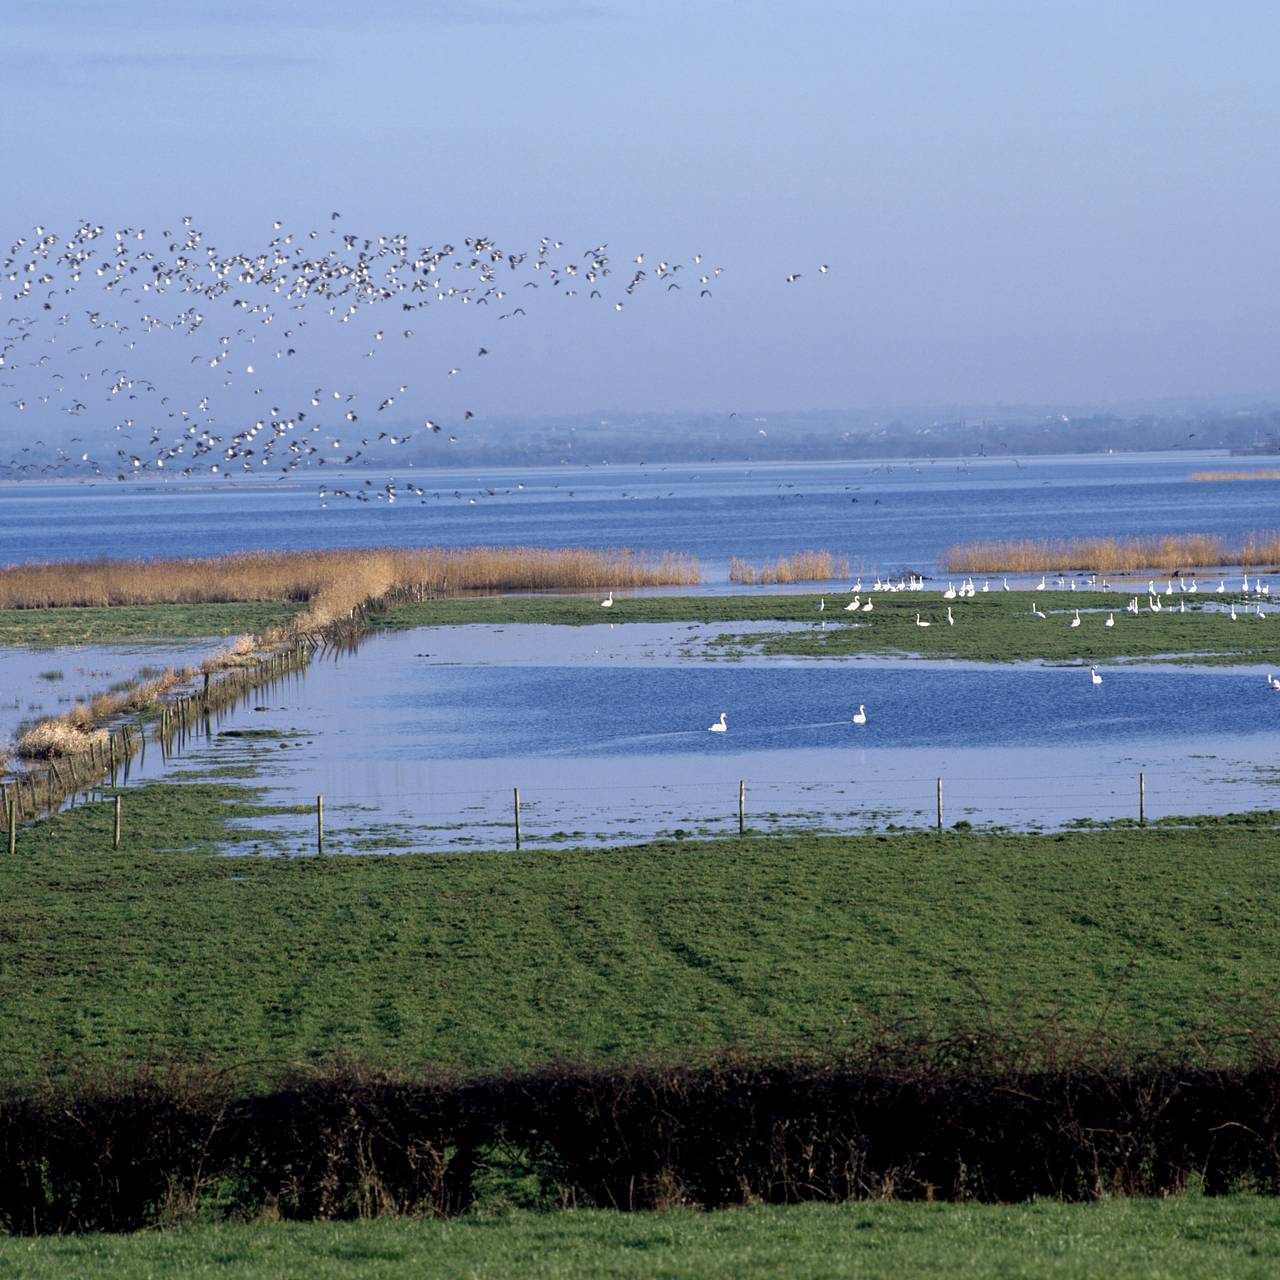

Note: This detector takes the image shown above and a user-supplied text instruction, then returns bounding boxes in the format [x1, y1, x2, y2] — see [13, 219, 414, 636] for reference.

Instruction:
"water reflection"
[109, 625, 1280, 855]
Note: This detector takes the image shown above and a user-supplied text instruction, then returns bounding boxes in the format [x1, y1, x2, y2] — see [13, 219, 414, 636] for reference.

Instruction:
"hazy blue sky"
[4, 0, 1280, 418]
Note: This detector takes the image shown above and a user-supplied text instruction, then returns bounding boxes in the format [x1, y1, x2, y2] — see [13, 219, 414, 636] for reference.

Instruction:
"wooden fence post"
[738, 780, 745, 836]
[1139, 771, 1145, 826]
[514, 787, 522, 850]
[7, 785, 14, 856]
[936, 777, 943, 832]
[113, 794, 122, 850]
[317, 795, 324, 854]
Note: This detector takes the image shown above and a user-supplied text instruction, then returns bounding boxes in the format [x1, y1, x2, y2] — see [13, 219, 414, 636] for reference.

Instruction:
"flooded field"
[0, 640, 228, 745]
[16, 623, 1276, 854]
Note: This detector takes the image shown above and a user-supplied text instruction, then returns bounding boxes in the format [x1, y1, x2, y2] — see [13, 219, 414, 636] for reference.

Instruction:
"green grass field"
[2, 591, 1273, 665]
[3, 780, 1278, 1085]
[377, 591, 1280, 664]
[0, 601, 303, 647]
[2, 1199, 1278, 1279]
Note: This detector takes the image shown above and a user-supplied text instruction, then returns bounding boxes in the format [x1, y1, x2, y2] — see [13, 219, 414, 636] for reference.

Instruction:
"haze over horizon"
[4, 0, 1279, 455]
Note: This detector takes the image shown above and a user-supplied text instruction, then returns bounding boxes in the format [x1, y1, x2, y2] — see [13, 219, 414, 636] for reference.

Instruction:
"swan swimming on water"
[852, 704, 867, 725]
[1090, 666, 1102, 684]
[708, 712, 727, 733]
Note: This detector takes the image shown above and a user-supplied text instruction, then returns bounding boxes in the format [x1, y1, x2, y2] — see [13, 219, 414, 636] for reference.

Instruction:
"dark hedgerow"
[5, 1035, 1280, 1235]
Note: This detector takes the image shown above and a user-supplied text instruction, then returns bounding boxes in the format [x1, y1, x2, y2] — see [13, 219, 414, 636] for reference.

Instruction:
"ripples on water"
[40, 625, 1275, 855]
[4, 451, 1280, 577]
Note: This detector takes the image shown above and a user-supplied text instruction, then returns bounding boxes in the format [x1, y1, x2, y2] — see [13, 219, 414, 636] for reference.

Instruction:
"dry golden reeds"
[17, 718, 109, 759]
[729, 551, 851, 585]
[1189, 471, 1280, 482]
[944, 532, 1280, 574]
[0, 546, 702, 613]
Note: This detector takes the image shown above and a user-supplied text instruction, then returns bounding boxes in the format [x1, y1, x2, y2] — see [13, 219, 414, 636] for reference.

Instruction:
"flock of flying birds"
[1, 214, 829, 507]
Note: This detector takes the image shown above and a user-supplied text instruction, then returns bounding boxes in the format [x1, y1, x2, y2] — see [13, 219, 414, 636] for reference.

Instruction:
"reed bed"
[944, 532, 1280, 574]
[1189, 470, 1280, 482]
[729, 551, 850, 585]
[0, 547, 702, 614]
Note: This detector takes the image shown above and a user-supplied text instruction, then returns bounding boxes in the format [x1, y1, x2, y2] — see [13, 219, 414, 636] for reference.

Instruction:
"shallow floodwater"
[100, 625, 1280, 855]
[0, 641, 225, 744]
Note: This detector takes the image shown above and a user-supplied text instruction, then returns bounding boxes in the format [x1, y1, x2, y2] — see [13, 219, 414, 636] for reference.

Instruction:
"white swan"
[1070, 608, 1081, 628]
[708, 712, 727, 733]
[1031, 601, 1046, 619]
[852, 704, 867, 725]
[817, 597, 825, 613]
[1269, 674, 1280, 690]
[946, 606, 955, 626]
[861, 600, 874, 612]
[1002, 577, 1010, 591]
[1229, 604, 1237, 621]
[601, 591, 613, 608]
[1090, 666, 1102, 685]
[1105, 612, 1115, 627]
[844, 596, 860, 612]
[943, 583, 957, 600]
[915, 612, 931, 627]
[1038, 575, 1047, 590]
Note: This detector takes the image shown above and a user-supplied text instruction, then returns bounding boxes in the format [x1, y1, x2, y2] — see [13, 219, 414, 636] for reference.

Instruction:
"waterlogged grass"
[3, 591, 1276, 664]
[0, 601, 303, 646]
[378, 591, 1280, 664]
[2, 1199, 1279, 1278]
[3, 782, 1280, 1085]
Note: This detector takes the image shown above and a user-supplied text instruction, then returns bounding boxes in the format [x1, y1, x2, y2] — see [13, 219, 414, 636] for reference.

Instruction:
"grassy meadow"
[4, 1198, 1279, 1279]
[3, 779, 1280, 1085]
[375, 589, 1280, 665]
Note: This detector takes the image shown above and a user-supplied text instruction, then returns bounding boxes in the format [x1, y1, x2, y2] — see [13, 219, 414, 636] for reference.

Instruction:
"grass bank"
[0, 601, 303, 647]
[375, 590, 1280, 664]
[3, 780, 1280, 1086]
[5, 1199, 1278, 1278]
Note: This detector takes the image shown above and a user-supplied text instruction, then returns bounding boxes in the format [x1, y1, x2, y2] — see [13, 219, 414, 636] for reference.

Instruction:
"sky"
[3, 0, 1280, 429]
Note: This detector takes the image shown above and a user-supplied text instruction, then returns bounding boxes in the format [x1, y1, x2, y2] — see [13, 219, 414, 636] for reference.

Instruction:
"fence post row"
[0, 767, 1164, 853]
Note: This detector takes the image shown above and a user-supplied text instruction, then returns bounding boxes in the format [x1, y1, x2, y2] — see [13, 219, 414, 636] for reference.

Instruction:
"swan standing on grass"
[861, 599, 874, 612]
[852, 704, 867, 725]
[1070, 608, 1081, 628]
[708, 712, 727, 733]
[844, 595, 860, 612]
[817, 597, 825, 614]
[946, 606, 955, 626]
[1091, 667, 1103, 685]
[1229, 604, 1238, 621]
[1105, 612, 1115, 627]
[601, 591, 613, 608]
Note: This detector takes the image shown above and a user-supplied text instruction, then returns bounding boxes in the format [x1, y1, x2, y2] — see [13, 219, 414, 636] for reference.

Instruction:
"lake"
[3, 450, 1279, 579]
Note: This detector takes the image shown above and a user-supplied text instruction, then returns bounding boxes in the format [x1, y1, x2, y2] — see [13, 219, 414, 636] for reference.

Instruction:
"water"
[86, 626, 1280, 853]
[3, 450, 1279, 578]
[0, 641, 225, 744]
